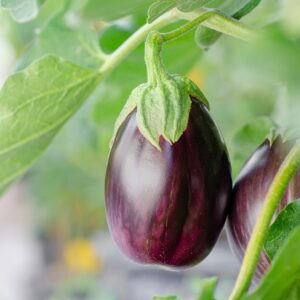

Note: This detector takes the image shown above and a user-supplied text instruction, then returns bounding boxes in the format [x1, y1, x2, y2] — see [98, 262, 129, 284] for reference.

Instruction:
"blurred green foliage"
[0, 0, 300, 240]
[264, 200, 300, 260]
[0, 0, 38, 22]
[243, 226, 300, 300]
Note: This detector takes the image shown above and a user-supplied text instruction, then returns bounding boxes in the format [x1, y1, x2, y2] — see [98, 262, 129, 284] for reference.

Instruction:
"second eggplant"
[227, 137, 300, 278]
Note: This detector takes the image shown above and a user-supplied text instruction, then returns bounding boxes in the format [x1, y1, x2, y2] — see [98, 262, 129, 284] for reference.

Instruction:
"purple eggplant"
[227, 137, 300, 278]
[105, 98, 232, 268]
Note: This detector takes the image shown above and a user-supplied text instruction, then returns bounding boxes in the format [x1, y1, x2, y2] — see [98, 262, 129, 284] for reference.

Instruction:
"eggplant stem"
[228, 141, 300, 300]
[99, 10, 178, 74]
[99, 8, 255, 76]
[162, 9, 256, 42]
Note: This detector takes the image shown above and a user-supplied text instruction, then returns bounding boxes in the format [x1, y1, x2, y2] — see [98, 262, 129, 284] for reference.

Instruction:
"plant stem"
[144, 32, 170, 85]
[99, 9, 256, 75]
[228, 141, 300, 300]
[162, 9, 256, 42]
[174, 8, 256, 41]
[99, 10, 179, 74]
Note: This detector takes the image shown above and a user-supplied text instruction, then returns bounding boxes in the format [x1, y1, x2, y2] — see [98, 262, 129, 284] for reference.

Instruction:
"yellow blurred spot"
[64, 239, 102, 274]
[187, 67, 204, 87]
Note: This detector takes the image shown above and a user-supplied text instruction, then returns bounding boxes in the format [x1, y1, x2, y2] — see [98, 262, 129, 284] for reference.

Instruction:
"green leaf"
[148, 0, 177, 23]
[148, 0, 213, 23]
[233, 0, 261, 19]
[80, 0, 153, 21]
[0, 0, 38, 22]
[152, 297, 180, 300]
[196, 277, 218, 300]
[31, 0, 67, 30]
[243, 226, 300, 300]
[177, 0, 214, 12]
[195, 0, 261, 49]
[207, 0, 254, 15]
[0, 55, 101, 192]
[18, 16, 104, 70]
[264, 200, 300, 260]
[231, 116, 276, 178]
[286, 284, 300, 300]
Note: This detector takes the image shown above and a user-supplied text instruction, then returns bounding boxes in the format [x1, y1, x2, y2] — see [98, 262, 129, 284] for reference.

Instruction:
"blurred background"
[0, 0, 300, 299]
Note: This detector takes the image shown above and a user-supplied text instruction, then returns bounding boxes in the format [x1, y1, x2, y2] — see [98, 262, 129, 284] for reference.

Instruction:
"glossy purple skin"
[105, 99, 232, 268]
[227, 137, 300, 279]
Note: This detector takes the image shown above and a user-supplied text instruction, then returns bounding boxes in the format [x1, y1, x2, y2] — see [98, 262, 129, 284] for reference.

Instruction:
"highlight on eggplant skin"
[227, 137, 300, 279]
[105, 98, 232, 268]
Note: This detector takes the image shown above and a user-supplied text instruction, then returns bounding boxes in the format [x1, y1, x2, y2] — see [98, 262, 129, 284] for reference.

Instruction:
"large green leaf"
[0, 55, 101, 192]
[0, 0, 38, 22]
[243, 226, 300, 300]
[264, 200, 300, 260]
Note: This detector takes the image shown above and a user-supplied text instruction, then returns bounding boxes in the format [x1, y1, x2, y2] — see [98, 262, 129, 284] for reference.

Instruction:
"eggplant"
[227, 137, 300, 278]
[105, 98, 232, 268]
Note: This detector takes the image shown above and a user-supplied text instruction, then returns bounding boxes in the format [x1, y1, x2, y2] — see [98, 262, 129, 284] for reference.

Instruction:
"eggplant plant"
[1, 0, 300, 300]
[106, 99, 232, 267]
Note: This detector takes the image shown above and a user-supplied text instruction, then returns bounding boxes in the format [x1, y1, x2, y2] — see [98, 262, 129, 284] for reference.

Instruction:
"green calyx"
[110, 31, 209, 150]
